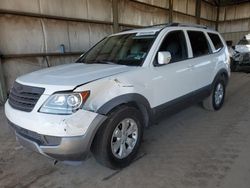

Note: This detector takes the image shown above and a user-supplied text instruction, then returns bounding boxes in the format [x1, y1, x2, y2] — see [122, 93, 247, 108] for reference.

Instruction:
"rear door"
[186, 30, 213, 90]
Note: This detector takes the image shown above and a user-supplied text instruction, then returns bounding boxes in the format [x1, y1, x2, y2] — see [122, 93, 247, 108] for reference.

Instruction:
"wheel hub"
[111, 118, 138, 159]
[214, 83, 224, 106]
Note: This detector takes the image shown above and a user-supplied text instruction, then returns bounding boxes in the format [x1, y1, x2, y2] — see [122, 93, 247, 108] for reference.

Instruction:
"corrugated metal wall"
[0, 0, 217, 96]
[218, 2, 250, 45]
[119, 0, 169, 26]
[0, 0, 113, 92]
[173, 0, 197, 24]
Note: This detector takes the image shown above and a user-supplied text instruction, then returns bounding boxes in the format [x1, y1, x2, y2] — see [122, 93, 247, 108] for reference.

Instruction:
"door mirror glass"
[158, 51, 171, 65]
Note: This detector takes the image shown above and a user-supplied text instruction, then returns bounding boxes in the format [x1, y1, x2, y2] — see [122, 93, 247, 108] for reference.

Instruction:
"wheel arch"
[96, 93, 153, 128]
[213, 68, 229, 86]
[90, 94, 153, 154]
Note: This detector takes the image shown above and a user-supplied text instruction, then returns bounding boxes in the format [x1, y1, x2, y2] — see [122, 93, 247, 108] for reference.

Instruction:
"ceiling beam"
[219, 0, 250, 6]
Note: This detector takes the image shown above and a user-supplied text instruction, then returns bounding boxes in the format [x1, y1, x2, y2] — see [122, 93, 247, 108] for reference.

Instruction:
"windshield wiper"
[98, 60, 116, 65]
[85, 60, 116, 65]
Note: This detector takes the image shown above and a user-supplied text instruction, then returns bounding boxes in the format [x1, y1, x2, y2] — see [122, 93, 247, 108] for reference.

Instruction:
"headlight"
[39, 91, 90, 115]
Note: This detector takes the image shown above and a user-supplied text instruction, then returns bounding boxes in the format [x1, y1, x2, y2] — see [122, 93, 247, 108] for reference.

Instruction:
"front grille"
[242, 53, 250, 64]
[8, 82, 45, 112]
[8, 120, 61, 146]
[12, 123, 45, 145]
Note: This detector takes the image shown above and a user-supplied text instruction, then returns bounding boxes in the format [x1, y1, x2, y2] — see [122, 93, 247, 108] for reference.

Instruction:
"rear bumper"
[8, 114, 107, 161]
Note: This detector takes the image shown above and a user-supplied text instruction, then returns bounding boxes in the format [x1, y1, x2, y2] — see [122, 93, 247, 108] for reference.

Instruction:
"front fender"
[97, 93, 153, 127]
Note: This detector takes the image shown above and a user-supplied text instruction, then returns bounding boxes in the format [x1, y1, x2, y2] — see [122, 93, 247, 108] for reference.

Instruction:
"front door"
[149, 30, 195, 108]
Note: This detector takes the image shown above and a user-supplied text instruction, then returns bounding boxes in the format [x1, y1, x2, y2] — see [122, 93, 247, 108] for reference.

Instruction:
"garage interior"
[0, 0, 250, 187]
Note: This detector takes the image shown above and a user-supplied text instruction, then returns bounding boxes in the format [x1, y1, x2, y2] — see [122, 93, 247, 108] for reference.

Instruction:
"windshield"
[77, 33, 157, 66]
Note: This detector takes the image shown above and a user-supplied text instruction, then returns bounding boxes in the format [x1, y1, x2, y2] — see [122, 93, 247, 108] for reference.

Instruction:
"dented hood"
[16, 63, 135, 93]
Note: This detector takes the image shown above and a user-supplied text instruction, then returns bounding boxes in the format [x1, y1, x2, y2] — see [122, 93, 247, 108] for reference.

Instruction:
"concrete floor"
[1, 72, 250, 188]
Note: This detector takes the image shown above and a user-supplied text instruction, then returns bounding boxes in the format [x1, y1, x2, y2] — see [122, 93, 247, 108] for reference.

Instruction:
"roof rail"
[141, 23, 175, 29]
[142, 22, 209, 29]
[121, 28, 134, 32]
[175, 23, 208, 29]
[121, 23, 171, 32]
[120, 22, 211, 32]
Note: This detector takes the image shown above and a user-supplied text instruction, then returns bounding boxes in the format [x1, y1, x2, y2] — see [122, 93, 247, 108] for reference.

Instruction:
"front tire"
[230, 60, 238, 72]
[92, 106, 143, 169]
[203, 77, 226, 111]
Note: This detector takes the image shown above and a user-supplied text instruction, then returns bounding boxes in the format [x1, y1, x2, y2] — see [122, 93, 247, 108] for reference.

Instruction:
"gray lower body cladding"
[7, 114, 107, 161]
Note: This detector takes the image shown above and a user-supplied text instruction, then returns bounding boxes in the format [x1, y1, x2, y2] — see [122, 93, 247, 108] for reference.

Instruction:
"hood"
[235, 45, 250, 53]
[17, 63, 135, 93]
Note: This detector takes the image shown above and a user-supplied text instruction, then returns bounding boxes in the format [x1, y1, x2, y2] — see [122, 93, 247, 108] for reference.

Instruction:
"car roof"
[111, 23, 217, 36]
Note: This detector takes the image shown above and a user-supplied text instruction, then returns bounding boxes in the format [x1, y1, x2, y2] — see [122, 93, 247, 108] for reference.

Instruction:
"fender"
[96, 93, 153, 127]
[213, 68, 229, 87]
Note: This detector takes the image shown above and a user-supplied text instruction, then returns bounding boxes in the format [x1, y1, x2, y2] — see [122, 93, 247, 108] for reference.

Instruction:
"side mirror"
[157, 51, 171, 65]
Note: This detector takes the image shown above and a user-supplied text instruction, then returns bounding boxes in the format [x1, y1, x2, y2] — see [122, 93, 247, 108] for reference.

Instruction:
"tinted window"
[187, 31, 210, 57]
[208, 33, 224, 51]
[158, 31, 188, 63]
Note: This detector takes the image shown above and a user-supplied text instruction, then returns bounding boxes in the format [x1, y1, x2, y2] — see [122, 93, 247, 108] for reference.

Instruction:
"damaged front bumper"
[9, 115, 105, 161]
[5, 101, 107, 161]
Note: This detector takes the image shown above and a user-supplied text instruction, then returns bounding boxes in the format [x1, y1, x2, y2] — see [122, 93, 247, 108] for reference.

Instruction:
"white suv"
[5, 23, 230, 169]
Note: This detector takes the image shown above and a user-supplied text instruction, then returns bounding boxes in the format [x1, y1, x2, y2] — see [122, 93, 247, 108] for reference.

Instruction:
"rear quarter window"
[187, 31, 211, 57]
[208, 33, 224, 51]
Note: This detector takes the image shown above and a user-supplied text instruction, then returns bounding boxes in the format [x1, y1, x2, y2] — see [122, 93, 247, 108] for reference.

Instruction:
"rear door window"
[208, 33, 224, 51]
[187, 31, 211, 57]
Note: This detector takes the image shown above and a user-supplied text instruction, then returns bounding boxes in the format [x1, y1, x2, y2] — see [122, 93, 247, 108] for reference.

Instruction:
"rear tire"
[230, 60, 238, 72]
[203, 77, 226, 111]
[92, 106, 143, 169]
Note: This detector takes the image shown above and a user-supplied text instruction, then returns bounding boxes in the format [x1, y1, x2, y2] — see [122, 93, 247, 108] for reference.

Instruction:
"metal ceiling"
[220, 0, 250, 5]
[204, 0, 250, 6]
